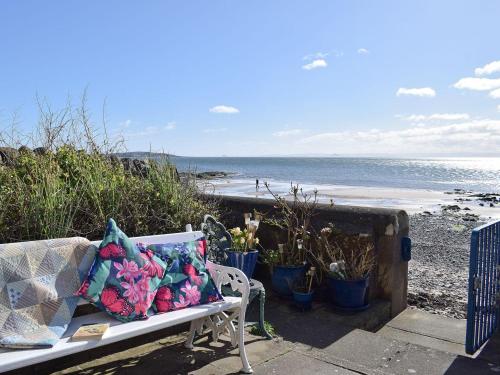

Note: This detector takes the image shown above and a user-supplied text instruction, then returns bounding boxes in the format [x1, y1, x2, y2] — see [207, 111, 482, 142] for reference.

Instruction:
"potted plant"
[310, 226, 375, 310]
[262, 183, 319, 297]
[292, 266, 316, 311]
[225, 212, 261, 280]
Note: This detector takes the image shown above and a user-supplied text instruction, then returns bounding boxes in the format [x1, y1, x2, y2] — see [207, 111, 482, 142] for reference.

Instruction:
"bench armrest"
[206, 260, 251, 308]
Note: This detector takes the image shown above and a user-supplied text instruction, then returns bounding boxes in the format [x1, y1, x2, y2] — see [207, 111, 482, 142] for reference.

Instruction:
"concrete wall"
[216, 195, 409, 318]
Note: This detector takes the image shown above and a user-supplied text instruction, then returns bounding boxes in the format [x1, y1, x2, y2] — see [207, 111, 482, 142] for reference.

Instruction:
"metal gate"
[466, 220, 500, 354]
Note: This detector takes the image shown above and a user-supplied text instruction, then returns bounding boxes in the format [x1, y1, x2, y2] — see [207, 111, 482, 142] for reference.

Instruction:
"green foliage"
[0, 148, 218, 242]
[0, 94, 218, 243]
[261, 249, 279, 266]
[249, 321, 275, 337]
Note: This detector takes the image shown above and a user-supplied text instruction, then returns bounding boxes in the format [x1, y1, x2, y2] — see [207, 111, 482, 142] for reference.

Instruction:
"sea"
[170, 156, 500, 193]
[169, 156, 500, 216]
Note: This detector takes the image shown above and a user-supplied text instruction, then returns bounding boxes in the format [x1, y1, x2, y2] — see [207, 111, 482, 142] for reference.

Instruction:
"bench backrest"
[89, 230, 204, 247]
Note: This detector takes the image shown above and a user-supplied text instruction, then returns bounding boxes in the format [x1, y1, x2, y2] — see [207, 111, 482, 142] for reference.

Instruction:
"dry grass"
[310, 226, 376, 281]
[0, 95, 218, 242]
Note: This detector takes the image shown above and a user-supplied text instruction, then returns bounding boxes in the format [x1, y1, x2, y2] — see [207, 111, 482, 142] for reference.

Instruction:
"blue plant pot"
[224, 249, 259, 280]
[327, 276, 369, 309]
[292, 290, 314, 311]
[271, 264, 307, 297]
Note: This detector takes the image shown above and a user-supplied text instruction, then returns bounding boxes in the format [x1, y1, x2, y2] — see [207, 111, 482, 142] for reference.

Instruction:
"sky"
[1, 0, 500, 156]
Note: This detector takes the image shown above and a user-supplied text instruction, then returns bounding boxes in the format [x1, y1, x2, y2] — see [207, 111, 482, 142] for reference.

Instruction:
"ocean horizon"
[168, 156, 500, 217]
[170, 156, 500, 193]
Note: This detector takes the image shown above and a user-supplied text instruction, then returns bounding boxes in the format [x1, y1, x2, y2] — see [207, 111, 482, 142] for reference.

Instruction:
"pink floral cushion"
[148, 239, 223, 313]
[76, 219, 166, 322]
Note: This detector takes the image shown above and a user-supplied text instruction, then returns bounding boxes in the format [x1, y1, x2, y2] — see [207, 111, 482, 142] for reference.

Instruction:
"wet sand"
[199, 178, 500, 218]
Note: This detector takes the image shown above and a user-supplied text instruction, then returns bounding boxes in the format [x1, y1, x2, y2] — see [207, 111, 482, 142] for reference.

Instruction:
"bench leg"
[238, 307, 253, 374]
[185, 320, 197, 349]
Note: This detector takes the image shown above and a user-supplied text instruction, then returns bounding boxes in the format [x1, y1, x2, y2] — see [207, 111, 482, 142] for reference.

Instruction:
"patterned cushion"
[77, 219, 166, 322]
[148, 239, 223, 313]
[0, 237, 95, 348]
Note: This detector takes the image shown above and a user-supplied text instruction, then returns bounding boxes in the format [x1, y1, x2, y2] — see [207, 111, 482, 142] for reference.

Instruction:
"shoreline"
[198, 176, 500, 219]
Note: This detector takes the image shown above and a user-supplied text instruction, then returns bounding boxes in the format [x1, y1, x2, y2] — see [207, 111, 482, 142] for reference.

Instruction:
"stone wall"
[216, 195, 409, 318]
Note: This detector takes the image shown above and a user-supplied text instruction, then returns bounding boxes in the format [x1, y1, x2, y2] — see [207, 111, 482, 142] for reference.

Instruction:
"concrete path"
[51, 327, 500, 375]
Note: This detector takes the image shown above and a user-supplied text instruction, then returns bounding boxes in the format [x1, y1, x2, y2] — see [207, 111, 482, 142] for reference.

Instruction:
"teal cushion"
[148, 239, 223, 313]
[77, 219, 166, 322]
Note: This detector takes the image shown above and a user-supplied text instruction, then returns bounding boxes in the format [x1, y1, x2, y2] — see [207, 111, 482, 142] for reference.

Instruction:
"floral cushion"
[77, 219, 166, 322]
[147, 239, 223, 313]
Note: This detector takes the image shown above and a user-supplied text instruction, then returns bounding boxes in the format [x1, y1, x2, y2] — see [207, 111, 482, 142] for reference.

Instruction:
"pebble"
[408, 212, 485, 319]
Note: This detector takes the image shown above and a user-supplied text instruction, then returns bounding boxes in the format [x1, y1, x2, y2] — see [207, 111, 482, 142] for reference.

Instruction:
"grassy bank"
[0, 99, 218, 243]
[0, 147, 217, 242]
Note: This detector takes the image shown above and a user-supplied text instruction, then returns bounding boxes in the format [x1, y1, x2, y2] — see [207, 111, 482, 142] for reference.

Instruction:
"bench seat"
[0, 296, 241, 373]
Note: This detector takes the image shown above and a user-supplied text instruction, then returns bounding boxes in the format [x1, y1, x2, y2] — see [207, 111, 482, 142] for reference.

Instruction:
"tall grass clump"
[0, 95, 218, 242]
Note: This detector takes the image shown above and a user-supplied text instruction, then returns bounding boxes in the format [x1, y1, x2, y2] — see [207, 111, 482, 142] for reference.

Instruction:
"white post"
[185, 224, 193, 232]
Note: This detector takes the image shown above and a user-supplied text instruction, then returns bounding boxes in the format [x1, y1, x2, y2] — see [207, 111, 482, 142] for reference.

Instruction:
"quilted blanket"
[0, 237, 96, 348]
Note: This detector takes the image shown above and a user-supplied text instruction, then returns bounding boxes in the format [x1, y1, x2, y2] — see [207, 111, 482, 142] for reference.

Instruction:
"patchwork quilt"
[0, 237, 95, 348]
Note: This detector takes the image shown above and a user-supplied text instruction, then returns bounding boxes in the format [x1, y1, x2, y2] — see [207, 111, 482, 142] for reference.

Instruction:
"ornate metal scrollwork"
[201, 214, 233, 264]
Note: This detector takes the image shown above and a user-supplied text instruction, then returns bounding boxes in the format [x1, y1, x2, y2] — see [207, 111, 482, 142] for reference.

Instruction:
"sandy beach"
[200, 178, 500, 218]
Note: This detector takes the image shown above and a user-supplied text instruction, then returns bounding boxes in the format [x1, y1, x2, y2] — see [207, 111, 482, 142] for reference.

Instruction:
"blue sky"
[1, 1, 500, 156]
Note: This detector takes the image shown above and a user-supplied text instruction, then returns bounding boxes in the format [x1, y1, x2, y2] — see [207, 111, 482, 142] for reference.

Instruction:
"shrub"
[0, 97, 218, 242]
[262, 182, 319, 266]
[308, 224, 376, 282]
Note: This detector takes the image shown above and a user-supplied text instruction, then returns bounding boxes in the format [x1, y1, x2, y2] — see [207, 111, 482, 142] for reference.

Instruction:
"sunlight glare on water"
[171, 156, 500, 193]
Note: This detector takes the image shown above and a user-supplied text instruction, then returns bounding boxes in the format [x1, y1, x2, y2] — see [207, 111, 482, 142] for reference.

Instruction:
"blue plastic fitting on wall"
[401, 237, 411, 261]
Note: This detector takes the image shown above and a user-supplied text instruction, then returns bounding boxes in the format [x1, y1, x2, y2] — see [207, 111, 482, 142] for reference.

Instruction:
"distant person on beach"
[256, 179, 259, 191]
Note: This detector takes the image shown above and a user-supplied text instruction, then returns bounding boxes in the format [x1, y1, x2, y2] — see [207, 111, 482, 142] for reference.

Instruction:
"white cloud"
[209, 105, 240, 114]
[453, 77, 500, 91]
[303, 52, 329, 61]
[298, 119, 500, 154]
[401, 113, 470, 122]
[490, 88, 500, 99]
[164, 121, 176, 130]
[475, 61, 500, 76]
[203, 128, 227, 133]
[357, 48, 369, 55]
[302, 59, 328, 70]
[396, 87, 436, 97]
[272, 129, 304, 137]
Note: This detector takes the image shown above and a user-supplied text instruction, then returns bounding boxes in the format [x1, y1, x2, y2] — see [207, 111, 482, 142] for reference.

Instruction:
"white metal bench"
[0, 226, 253, 374]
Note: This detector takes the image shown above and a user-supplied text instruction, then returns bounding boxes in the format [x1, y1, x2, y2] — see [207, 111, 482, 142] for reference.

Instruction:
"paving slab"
[377, 326, 466, 356]
[260, 297, 391, 351]
[189, 335, 292, 373]
[298, 328, 500, 375]
[384, 308, 466, 344]
[253, 351, 359, 375]
[52, 333, 214, 374]
[259, 295, 391, 333]
[50, 332, 292, 375]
